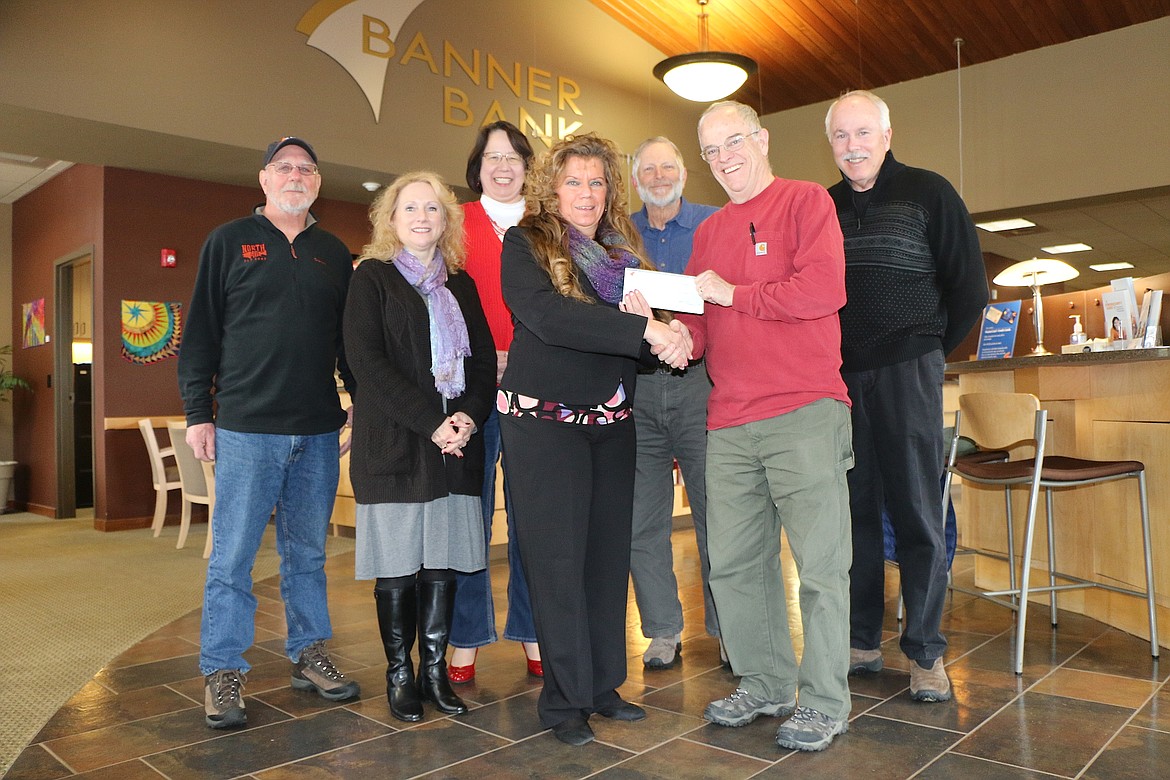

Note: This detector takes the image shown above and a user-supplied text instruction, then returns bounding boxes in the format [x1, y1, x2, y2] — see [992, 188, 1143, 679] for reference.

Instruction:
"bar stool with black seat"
[945, 391, 1158, 675]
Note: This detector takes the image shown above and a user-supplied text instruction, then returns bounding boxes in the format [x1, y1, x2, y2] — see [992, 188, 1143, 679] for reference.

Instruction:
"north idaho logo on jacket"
[241, 243, 268, 262]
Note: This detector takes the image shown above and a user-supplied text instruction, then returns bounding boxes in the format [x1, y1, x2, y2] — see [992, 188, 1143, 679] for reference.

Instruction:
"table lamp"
[992, 258, 1079, 356]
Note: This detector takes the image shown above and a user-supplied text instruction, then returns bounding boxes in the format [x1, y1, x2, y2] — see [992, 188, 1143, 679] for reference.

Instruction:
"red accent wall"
[11, 165, 104, 516]
[12, 165, 371, 527]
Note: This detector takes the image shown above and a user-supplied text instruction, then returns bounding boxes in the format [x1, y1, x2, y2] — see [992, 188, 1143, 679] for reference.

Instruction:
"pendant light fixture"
[653, 0, 757, 102]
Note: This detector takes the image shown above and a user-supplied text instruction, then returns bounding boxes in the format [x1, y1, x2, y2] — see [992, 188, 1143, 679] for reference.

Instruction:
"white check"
[622, 268, 704, 314]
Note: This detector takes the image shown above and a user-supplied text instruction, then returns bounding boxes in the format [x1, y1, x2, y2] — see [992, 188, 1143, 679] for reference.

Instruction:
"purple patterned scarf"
[567, 226, 641, 304]
[393, 249, 470, 399]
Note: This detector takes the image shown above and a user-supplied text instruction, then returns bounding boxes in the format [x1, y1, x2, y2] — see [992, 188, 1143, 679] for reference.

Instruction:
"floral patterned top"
[496, 383, 631, 425]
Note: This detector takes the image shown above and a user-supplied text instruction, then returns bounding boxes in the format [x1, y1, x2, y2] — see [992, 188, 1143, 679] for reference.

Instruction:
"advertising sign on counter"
[976, 300, 1022, 359]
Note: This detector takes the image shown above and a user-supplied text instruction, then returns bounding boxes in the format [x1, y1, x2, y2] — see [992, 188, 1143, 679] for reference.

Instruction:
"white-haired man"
[824, 90, 987, 703]
[628, 136, 720, 670]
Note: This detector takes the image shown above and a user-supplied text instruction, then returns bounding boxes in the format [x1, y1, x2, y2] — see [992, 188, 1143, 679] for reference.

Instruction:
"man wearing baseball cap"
[179, 136, 360, 729]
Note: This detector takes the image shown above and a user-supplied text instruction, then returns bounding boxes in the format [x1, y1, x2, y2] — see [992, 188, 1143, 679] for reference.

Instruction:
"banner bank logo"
[296, 0, 584, 144]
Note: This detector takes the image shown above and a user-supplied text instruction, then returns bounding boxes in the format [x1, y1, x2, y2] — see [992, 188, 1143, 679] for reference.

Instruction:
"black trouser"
[844, 350, 949, 662]
[500, 413, 635, 728]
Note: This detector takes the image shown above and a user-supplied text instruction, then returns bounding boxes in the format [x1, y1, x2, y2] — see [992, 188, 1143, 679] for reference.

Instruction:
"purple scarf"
[393, 249, 470, 399]
[567, 226, 641, 304]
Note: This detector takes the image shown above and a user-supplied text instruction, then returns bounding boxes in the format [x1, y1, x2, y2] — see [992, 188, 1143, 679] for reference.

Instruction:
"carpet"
[0, 512, 355, 774]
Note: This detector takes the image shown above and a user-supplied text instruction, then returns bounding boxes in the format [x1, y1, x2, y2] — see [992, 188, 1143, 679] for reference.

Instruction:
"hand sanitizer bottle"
[1069, 315, 1087, 345]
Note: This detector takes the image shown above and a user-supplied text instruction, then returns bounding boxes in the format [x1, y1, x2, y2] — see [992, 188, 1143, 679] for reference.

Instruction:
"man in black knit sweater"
[824, 90, 988, 702]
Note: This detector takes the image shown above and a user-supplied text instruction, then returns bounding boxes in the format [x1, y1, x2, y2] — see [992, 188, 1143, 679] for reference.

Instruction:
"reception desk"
[948, 349, 1170, 649]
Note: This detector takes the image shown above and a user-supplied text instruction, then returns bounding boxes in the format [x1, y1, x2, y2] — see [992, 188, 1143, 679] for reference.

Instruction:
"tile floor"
[6, 531, 1167, 779]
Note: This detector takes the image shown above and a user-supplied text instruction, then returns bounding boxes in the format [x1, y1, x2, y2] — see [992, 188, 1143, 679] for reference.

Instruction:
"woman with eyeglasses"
[344, 171, 495, 723]
[498, 133, 693, 745]
[447, 121, 544, 684]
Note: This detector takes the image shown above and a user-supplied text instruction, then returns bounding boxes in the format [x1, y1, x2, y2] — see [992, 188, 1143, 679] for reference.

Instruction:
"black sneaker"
[204, 669, 246, 729]
[291, 640, 361, 701]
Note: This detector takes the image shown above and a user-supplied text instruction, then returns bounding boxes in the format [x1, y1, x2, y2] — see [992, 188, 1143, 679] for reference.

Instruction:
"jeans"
[199, 428, 340, 675]
[450, 407, 537, 647]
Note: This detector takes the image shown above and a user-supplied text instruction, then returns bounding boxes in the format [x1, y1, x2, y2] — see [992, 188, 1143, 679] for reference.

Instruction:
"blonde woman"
[343, 172, 495, 722]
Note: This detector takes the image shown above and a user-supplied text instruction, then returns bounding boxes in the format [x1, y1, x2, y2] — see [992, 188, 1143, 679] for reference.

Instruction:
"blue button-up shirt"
[631, 197, 720, 274]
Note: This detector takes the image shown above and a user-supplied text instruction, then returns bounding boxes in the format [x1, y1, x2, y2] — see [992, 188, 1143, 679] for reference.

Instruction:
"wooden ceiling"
[590, 0, 1170, 112]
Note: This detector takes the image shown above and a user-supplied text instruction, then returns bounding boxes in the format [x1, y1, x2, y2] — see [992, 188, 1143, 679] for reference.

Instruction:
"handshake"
[620, 290, 694, 371]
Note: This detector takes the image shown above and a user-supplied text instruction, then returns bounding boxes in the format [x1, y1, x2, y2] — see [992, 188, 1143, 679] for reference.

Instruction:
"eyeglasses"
[699, 130, 761, 162]
[266, 162, 320, 176]
[482, 152, 524, 166]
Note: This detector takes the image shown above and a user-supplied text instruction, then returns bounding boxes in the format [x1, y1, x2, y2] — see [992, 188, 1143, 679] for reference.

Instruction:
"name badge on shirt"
[754, 241, 768, 256]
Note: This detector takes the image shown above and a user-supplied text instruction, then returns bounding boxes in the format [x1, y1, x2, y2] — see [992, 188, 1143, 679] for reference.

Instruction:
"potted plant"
[1, 344, 31, 512]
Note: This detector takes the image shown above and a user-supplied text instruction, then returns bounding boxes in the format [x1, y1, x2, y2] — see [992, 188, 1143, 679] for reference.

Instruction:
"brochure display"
[976, 300, 1022, 359]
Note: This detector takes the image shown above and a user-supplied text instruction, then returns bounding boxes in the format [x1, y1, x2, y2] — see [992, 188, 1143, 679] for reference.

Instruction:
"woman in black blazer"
[344, 171, 495, 723]
[498, 133, 692, 745]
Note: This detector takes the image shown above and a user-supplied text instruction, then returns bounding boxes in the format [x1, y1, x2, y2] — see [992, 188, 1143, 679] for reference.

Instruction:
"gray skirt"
[354, 495, 486, 579]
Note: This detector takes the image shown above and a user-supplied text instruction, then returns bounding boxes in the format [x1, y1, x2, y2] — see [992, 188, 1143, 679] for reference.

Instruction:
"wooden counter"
[948, 349, 1170, 648]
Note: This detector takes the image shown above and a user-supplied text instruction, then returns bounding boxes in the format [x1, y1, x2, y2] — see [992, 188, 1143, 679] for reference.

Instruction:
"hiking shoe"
[909, 657, 951, 702]
[643, 634, 682, 669]
[703, 687, 796, 727]
[849, 647, 883, 675]
[775, 706, 848, 751]
[291, 640, 361, 701]
[205, 669, 247, 729]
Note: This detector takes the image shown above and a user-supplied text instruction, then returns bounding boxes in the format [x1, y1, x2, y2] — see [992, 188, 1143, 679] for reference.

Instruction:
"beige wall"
[761, 17, 1170, 212]
[0, 0, 725, 205]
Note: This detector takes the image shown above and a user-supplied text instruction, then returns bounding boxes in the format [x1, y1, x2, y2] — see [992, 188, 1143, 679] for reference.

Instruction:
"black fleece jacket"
[178, 210, 353, 434]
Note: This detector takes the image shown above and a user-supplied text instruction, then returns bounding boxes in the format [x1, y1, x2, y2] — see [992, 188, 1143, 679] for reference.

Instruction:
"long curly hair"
[358, 171, 466, 271]
[521, 133, 651, 302]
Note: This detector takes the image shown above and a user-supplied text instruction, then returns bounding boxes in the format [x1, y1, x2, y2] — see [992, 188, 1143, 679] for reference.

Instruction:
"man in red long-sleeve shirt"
[678, 101, 853, 754]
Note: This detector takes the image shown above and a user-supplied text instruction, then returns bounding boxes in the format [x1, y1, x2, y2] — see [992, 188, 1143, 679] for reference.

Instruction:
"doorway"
[53, 249, 94, 517]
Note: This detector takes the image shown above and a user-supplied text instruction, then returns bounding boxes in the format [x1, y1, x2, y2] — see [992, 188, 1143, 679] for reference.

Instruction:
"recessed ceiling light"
[975, 218, 1036, 232]
[1040, 242, 1092, 254]
[361, 181, 381, 192]
[1089, 262, 1134, 272]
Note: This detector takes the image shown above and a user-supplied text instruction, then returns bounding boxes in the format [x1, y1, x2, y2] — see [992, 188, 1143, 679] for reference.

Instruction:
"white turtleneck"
[480, 194, 526, 232]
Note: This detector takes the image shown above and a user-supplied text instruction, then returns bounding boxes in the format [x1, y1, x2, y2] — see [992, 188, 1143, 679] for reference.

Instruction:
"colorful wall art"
[121, 300, 182, 364]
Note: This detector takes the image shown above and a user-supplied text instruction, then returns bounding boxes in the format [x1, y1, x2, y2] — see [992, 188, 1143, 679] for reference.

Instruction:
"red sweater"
[679, 178, 850, 430]
[462, 200, 513, 351]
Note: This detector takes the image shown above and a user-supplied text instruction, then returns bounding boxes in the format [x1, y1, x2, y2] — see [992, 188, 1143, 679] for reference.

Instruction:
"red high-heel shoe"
[448, 649, 476, 684]
[526, 656, 543, 678]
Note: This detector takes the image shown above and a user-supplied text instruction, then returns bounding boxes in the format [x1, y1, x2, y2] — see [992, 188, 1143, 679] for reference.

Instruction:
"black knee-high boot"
[416, 578, 467, 715]
[374, 581, 423, 722]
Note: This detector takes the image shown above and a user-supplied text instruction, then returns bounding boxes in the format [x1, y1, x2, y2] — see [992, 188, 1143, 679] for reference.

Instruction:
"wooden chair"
[945, 392, 1158, 674]
[137, 419, 181, 537]
[165, 420, 213, 556]
[199, 459, 216, 559]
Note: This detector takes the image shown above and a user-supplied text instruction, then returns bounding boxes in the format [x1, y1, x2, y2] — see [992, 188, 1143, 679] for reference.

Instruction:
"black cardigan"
[499, 227, 653, 406]
[343, 258, 495, 505]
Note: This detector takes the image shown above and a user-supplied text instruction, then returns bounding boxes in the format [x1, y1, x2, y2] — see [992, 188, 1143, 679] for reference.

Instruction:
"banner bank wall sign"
[297, 0, 585, 145]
